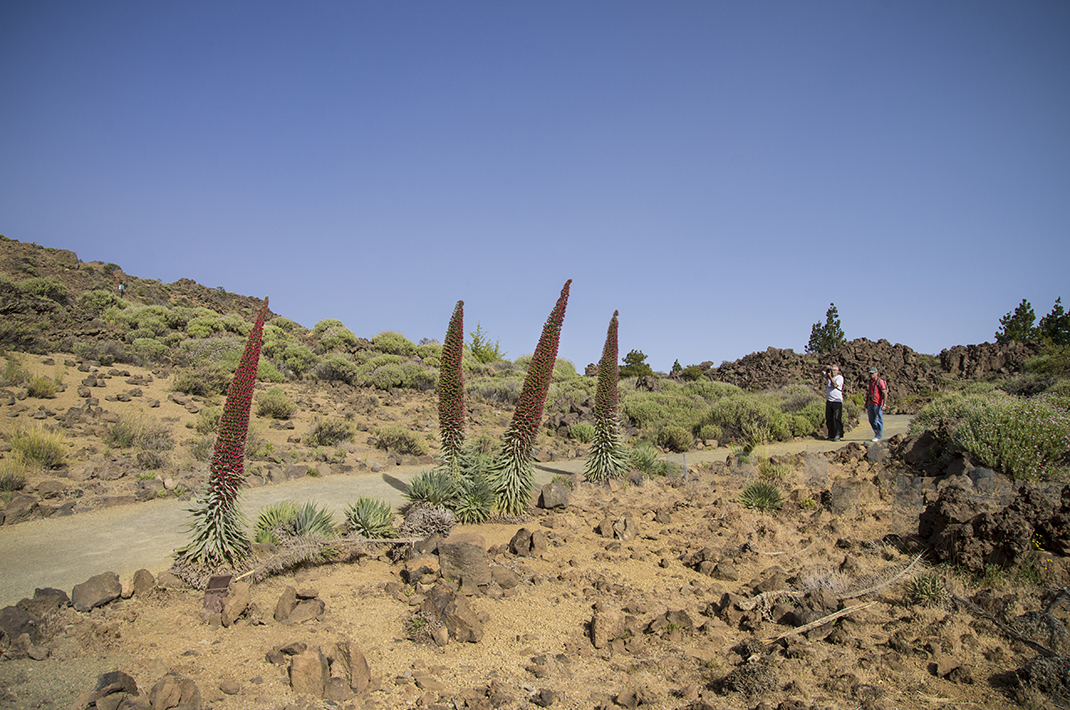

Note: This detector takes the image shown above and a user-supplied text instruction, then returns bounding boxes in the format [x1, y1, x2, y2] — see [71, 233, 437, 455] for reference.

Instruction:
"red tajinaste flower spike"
[491, 280, 571, 514]
[585, 310, 628, 482]
[183, 297, 269, 567]
[438, 300, 466, 475]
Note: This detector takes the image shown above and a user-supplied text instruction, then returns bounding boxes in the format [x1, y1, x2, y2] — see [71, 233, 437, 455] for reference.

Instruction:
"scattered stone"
[538, 481, 569, 509]
[290, 648, 329, 697]
[71, 572, 122, 612]
[335, 639, 372, 693]
[221, 581, 251, 627]
[438, 533, 492, 586]
[148, 673, 202, 710]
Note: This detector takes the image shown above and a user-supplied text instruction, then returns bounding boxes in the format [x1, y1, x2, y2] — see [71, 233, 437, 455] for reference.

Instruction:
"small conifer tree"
[806, 303, 846, 354]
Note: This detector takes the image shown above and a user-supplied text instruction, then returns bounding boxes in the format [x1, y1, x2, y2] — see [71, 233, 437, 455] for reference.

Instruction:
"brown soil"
[2, 394, 1066, 709]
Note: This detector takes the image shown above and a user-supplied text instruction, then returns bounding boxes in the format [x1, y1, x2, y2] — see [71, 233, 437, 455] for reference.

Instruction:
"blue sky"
[2, 1, 1068, 372]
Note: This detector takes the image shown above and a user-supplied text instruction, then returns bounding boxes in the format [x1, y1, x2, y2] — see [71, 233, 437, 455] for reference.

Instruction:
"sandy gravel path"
[0, 415, 909, 606]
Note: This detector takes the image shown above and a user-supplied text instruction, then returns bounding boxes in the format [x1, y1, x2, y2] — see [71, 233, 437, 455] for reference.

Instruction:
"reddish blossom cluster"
[594, 310, 620, 425]
[503, 280, 571, 461]
[207, 298, 268, 508]
[438, 300, 466, 466]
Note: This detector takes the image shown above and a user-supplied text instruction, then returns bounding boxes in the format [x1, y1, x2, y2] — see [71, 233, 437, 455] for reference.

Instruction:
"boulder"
[221, 581, 251, 627]
[538, 481, 569, 509]
[72, 572, 122, 612]
[334, 639, 371, 693]
[289, 648, 329, 697]
[148, 673, 202, 710]
[438, 533, 492, 586]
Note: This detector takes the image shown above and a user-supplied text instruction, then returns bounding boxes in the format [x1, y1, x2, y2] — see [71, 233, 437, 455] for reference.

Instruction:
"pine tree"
[995, 299, 1037, 344]
[1038, 297, 1069, 346]
[806, 303, 846, 354]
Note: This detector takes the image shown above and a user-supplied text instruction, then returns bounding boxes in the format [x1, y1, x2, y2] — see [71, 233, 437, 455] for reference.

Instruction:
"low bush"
[913, 391, 1070, 481]
[257, 388, 296, 419]
[73, 340, 131, 366]
[908, 570, 947, 608]
[656, 423, 692, 452]
[195, 407, 223, 435]
[0, 464, 26, 492]
[132, 338, 169, 363]
[374, 424, 429, 457]
[19, 277, 68, 303]
[372, 331, 416, 356]
[568, 422, 595, 443]
[172, 365, 230, 397]
[307, 418, 354, 447]
[317, 322, 359, 351]
[12, 425, 66, 469]
[702, 395, 792, 450]
[344, 497, 395, 538]
[186, 314, 224, 338]
[281, 344, 318, 377]
[314, 356, 359, 385]
[630, 442, 663, 476]
[77, 289, 124, 313]
[107, 414, 175, 450]
[1, 356, 27, 387]
[739, 481, 784, 512]
[190, 435, 214, 462]
[25, 375, 57, 398]
[697, 423, 722, 442]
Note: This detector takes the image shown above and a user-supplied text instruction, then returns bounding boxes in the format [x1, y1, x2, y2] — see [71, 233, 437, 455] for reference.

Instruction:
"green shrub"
[1, 356, 27, 387]
[467, 377, 523, 405]
[221, 313, 251, 336]
[374, 424, 429, 457]
[281, 344, 318, 377]
[697, 424, 722, 442]
[72, 340, 131, 366]
[314, 356, 359, 385]
[405, 470, 456, 507]
[195, 407, 223, 435]
[257, 359, 286, 383]
[11, 425, 66, 469]
[256, 388, 296, 419]
[0, 465, 27, 492]
[702, 395, 792, 450]
[307, 417, 354, 447]
[372, 331, 416, 356]
[365, 361, 436, 391]
[77, 289, 124, 312]
[568, 422, 595, 443]
[314, 319, 358, 351]
[172, 365, 230, 397]
[758, 457, 793, 482]
[190, 435, 214, 462]
[19, 277, 67, 303]
[739, 481, 784, 512]
[131, 337, 169, 362]
[553, 359, 578, 379]
[1025, 344, 1070, 377]
[792, 414, 815, 437]
[25, 375, 57, 398]
[913, 391, 1070, 480]
[186, 314, 224, 338]
[656, 423, 692, 452]
[344, 497, 395, 538]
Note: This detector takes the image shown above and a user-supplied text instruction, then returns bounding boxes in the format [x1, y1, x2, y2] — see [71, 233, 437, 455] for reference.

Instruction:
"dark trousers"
[825, 401, 843, 439]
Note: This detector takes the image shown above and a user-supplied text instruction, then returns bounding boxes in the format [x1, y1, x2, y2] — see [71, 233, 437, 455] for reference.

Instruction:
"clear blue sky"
[2, 2, 1068, 371]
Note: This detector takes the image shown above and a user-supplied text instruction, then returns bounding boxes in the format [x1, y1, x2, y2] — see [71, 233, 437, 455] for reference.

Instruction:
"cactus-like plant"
[584, 310, 629, 482]
[182, 298, 268, 566]
[438, 300, 466, 477]
[489, 280, 571, 515]
[345, 497, 396, 539]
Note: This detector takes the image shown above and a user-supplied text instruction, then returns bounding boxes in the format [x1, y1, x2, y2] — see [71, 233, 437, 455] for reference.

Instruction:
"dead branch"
[767, 601, 876, 643]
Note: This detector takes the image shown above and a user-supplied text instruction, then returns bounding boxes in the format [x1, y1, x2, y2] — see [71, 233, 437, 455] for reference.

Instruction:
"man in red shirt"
[866, 367, 888, 442]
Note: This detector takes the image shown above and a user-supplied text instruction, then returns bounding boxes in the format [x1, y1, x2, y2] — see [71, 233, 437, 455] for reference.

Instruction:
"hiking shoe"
[832, 437, 841, 442]
[871, 437, 880, 442]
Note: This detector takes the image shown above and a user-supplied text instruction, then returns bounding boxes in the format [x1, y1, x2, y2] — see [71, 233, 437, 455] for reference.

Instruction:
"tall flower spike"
[438, 301, 466, 477]
[490, 280, 571, 515]
[182, 297, 268, 567]
[584, 310, 629, 482]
